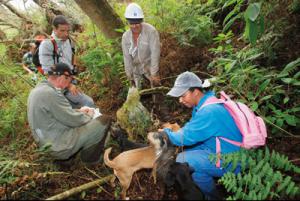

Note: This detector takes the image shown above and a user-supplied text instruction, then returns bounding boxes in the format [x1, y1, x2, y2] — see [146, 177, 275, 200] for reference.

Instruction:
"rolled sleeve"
[122, 34, 134, 80]
[149, 30, 160, 76]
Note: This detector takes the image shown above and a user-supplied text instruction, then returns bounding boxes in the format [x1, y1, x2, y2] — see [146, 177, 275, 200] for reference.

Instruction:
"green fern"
[217, 147, 300, 200]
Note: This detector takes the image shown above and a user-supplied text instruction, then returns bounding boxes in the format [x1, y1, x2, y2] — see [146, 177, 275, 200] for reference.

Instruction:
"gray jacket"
[122, 22, 160, 80]
[39, 33, 74, 73]
[27, 80, 92, 153]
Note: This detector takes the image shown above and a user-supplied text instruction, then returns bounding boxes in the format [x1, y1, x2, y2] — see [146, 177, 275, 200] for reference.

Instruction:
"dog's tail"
[104, 147, 115, 168]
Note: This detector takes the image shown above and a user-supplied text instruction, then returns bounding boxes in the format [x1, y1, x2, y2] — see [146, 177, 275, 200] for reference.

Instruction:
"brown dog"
[104, 146, 156, 199]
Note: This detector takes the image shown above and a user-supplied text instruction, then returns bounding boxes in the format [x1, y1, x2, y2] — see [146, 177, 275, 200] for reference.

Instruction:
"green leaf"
[225, 60, 237, 72]
[283, 97, 289, 104]
[97, 187, 103, 193]
[292, 81, 300, 86]
[260, 95, 272, 102]
[245, 18, 259, 45]
[276, 118, 284, 127]
[278, 57, 300, 77]
[255, 79, 270, 99]
[223, 7, 238, 26]
[284, 115, 297, 126]
[81, 191, 86, 199]
[222, 0, 238, 9]
[115, 28, 125, 33]
[223, 14, 241, 33]
[281, 78, 293, 84]
[244, 52, 263, 62]
[291, 107, 300, 112]
[250, 101, 258, 111]
[244, 3, 261, 22]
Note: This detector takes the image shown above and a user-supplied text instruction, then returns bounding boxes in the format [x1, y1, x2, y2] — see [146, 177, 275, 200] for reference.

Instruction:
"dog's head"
[110, 122, 127, 139]
[164, 162, 195, 187]
[165, 162, 204, 200]
[147, 131, 172, 152]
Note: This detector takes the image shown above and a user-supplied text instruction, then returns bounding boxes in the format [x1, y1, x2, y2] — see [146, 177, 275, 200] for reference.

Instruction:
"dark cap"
[48, 63, 73, 76]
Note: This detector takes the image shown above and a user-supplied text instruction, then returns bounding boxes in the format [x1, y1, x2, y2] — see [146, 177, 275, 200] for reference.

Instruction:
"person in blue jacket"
[162, 71, 242, 200]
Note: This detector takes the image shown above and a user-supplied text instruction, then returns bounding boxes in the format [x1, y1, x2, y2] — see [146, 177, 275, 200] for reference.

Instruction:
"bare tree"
[74, 0, 125, 39]
[0, 0, 32, 22]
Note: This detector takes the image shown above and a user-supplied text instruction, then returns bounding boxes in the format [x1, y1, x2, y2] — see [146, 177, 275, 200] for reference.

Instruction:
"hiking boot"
[53, 153, 80, 170]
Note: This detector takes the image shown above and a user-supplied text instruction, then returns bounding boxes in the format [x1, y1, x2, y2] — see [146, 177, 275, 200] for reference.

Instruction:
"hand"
[158, 128, 164, 132]
[87, 108, 95, 117]
[79, 106, 95, 117]
[162, 122, 181, 132]
[150, 75, 161, 86]
[68, 84, 81, 95]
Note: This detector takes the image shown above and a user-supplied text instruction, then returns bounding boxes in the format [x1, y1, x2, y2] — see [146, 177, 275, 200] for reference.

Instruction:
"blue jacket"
[164, 91, 242, 154]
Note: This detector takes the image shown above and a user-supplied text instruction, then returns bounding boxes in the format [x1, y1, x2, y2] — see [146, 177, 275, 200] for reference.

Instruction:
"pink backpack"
[201, 91, 267, 167]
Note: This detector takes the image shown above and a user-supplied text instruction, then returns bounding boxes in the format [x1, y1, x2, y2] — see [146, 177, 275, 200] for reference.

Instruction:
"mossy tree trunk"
[74, 0, 125, 39]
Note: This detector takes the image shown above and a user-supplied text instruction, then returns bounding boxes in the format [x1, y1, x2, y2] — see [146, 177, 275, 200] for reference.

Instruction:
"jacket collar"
[192, 91, 215, 115]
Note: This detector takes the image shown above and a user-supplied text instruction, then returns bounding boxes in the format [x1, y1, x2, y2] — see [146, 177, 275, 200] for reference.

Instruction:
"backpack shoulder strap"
[200, 96, 224, 110]
[68, 37, 75, 65]
[68, 37, 75, 53]
[50, 37, 59, 64]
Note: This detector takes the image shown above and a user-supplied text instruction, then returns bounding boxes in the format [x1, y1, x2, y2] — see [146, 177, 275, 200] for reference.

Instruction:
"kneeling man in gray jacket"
[27, 62, 111, 165]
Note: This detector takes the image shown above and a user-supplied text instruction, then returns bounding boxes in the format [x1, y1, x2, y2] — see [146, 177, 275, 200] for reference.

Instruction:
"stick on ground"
[46, 174, 114, 200]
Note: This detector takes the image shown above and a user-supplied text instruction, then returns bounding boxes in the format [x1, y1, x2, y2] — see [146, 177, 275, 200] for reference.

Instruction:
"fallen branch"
[45, 174, 114, 200]
[139, 86, 170, 95]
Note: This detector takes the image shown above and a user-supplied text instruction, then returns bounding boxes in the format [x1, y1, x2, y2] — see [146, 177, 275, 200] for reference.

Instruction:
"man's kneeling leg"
[79, 115, 111, 165]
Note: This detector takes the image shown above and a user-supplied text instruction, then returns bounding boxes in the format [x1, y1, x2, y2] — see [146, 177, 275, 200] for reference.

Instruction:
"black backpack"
[32, 37, 75, 68]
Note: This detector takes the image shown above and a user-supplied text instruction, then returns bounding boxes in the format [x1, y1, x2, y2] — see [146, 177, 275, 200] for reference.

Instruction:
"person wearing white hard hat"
[159, 71, 243, 200]
[122, 3, 161, 89]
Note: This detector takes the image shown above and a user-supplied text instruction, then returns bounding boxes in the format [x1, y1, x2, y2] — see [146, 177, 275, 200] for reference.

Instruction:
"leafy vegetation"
[0, 0, 299, 200]
[217, 148, 300, 200]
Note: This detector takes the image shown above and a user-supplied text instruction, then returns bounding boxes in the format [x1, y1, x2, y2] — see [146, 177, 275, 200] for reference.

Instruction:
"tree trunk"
[74, 0, 124, 39]
[0, 0, 31, 22]
[33, 0, 83, 34]
[0, 29, 6, 41]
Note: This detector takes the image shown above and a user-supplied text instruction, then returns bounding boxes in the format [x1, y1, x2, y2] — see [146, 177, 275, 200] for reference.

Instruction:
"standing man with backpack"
[32, 33, 47, 75]
[159, 71, 244, 200]
[38, 15, 95, 109]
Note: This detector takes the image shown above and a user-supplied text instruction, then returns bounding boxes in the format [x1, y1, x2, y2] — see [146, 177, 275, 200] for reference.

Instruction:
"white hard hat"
[125, 3, 144, 19]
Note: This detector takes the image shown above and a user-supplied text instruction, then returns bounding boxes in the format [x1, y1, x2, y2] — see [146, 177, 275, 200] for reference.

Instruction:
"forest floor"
[1, 32, 300, 200]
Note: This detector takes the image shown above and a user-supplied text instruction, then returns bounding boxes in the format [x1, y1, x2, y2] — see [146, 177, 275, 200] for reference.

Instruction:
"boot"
[53, 152, 80, 170]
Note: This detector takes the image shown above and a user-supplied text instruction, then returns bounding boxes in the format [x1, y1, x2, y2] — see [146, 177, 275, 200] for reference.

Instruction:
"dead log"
[139, 86, 170, 96]
[0, 0, 31, 22]
[45, 174, 114, 200]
